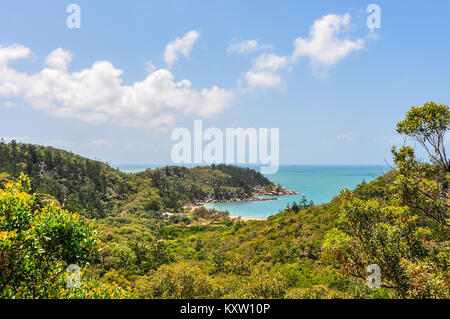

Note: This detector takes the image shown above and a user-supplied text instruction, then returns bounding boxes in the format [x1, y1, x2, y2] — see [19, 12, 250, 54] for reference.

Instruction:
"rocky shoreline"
[186, 185, 301, 206]
[253, 185, 300, 196]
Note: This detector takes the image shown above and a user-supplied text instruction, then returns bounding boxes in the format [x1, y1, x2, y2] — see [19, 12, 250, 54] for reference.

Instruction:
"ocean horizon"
[116, 164, 389, 219]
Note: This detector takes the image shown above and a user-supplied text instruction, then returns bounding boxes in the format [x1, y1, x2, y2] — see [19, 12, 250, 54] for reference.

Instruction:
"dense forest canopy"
[0, 102, 448, 299]
[0, 142, 274, 218]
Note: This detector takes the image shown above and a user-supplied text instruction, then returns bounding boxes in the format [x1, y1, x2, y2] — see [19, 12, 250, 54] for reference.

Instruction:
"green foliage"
[0, 142, 135, 218]
[284, 285, 348, 299]
[324, 102, 450, 299]
[392, 146, 449, 226]
[138, 164, 273, 210]
[57, 272, 131, 299]
[289, 195, 314, 212]
[0, 174, 124, 298]
[2, 102, 449, 299]
[0, 142, 274, 217]
[237, 267, 288, 298]
[397, 101, 450, 171]
[353, 170, 396, 201]
[138, 261, 215, 299]
[192, 206, 230, 221]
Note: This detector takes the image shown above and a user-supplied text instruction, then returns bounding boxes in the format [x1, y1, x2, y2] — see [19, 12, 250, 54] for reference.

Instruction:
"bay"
[116, 164, 389, 219]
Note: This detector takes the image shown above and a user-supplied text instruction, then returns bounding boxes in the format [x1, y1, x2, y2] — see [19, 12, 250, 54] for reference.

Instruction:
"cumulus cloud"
[227, 39, 272, 54]
[45, 48, 72, 70]
[245, 53, 288, 89]
[0, 44, 31, 65]
[292, 14, 364, 73]
[245, 71, 282, 89]
[164, 30, 200, 68]
[0, 44, 234, 130]
[241, 13, 367, 87]
[0, 14, 370, 129]
[252, 53, 287, 71]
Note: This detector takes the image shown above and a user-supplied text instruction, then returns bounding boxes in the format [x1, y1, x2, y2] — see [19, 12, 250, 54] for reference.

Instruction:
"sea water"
[116, 164, 389, 219]
[204, 165, 389, 219]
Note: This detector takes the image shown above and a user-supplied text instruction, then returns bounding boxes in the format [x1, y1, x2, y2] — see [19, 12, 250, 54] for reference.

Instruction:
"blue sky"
[0, 0, 449, 165]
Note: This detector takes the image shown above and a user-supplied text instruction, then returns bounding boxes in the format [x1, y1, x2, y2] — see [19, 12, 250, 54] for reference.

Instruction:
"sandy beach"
[229, 215, 265, 221]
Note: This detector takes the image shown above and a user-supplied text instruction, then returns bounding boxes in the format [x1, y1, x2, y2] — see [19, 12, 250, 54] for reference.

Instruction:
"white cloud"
[253, 53, 287, 71]
[245, 71, 282, 89]
[164, 30, 200, 68]
[323, 133, 353, 146]
[0, 14, 370, 129]
[145, 60, 156, 73]
[227, 39, 272, 54]
[241, 13, 367, 87]
[47, 139, 74, 149]
[0, 44, 30, 65]
[244, 53, 288, 89]
[85, 139, 113, 148]
[0, 44, 234, 130]
[292, 14, 364, 72]
[336, 133, 353, 143]
[45, 48, 72, 70]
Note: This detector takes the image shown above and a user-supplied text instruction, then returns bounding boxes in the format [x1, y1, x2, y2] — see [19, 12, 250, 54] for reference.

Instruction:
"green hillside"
[1, 102, 448, 299]
[0, 141, 275, 218]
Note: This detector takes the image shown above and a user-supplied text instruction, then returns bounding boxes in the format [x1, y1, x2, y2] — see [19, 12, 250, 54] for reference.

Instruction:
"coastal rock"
[253, 185, 301, 196]
[185, 184, 301, 207]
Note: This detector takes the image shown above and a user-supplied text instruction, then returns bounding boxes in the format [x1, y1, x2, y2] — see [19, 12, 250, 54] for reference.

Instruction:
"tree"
[323, 102, 450, 298]
[392, 146, 449, 226]
[323, 194, 448, 298]
[0, 173, 124, 298]
[396, 101, 450, 171]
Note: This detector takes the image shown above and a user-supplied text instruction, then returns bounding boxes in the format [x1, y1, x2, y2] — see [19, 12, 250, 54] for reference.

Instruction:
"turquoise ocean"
[117, 164, 389, 219]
